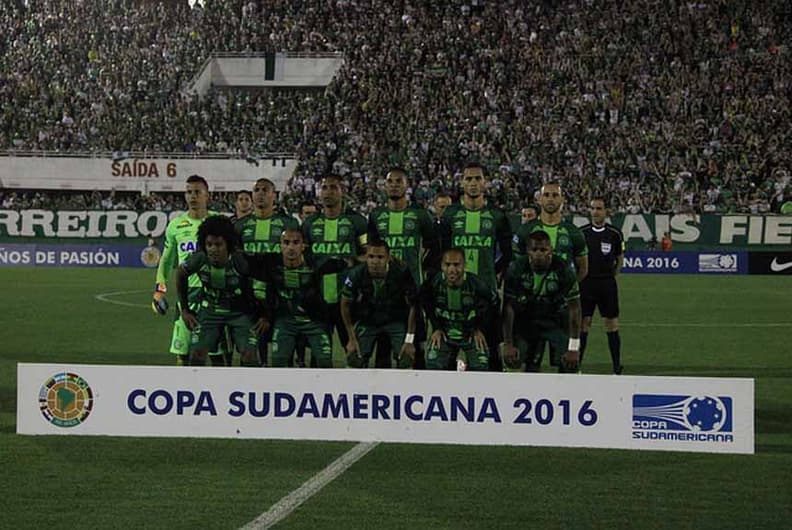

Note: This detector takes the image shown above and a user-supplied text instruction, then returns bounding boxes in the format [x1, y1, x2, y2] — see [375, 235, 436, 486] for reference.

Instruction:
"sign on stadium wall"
[0, 243, 158, 268]
[622, 251, 748, 274]
[18, 363, 755, 454]
[2, 211, 790, 247]
[564, 213, 791, 247]
[0, 156, 296, 192]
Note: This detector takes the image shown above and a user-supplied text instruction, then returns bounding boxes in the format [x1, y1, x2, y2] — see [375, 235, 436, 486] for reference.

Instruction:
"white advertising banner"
[0, 156, 296, 192]
[17, 363, 754, 454]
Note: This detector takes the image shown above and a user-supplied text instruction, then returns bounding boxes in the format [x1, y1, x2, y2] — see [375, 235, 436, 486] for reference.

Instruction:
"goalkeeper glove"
[152, 283, 169, 315]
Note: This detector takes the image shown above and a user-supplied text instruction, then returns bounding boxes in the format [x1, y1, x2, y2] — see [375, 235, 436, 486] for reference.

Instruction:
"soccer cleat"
[614, 365, 624, 375]
[152, 283, 169, 315]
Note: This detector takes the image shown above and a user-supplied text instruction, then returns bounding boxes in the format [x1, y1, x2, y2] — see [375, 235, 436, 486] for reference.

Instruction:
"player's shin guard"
[607, 331, 622, 373]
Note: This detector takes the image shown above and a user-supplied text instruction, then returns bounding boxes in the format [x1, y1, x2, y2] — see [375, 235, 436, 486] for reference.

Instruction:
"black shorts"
[581, 277, 619, 319]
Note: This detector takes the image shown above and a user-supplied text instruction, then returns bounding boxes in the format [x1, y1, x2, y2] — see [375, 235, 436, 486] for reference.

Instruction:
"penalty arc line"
[94, 289, 150, 308]
[240, 441, 380, 530]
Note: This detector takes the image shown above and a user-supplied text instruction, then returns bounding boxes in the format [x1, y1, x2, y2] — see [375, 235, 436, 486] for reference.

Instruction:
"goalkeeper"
[152, 174, 223, 365]
[176, 215, 269, 366]
[501, 230, 582, 373]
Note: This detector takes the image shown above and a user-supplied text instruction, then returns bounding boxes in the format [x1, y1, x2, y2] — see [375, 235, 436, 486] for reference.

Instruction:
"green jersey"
[302, 210, 368, 305]
[512, 218, 588, 265]
[504, 255, 580, 327]
[441, 203, 512, 290]
[342, 261, 416, 327]
[156, 211, 215, 290]
[368, 205, 438, 286]
[235, 211, 299, 299]
[180, 251, 254, 313]
[419, 272, 499, 341]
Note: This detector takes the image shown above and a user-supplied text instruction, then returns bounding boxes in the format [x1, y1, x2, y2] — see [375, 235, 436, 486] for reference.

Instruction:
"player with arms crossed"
[440, 162, 512, 371]
[176, 216, 269, 366]
[152, 174, 217, 365]
[341, 239, 419, 369]
[502, 231, 582, 373]
[419, 248, 500, 371]
[368, 167, 439, 368]
[580, 197, 624, 374]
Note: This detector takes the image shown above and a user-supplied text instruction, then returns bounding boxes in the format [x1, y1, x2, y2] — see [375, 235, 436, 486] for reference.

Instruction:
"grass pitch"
[0, 269, 790, 528]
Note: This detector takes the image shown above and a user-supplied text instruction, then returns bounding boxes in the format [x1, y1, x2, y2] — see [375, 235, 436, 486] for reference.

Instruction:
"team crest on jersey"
[601, 242, 612, 254]
[339, 226, 350, 237]
[545, 280, 559, 294]
[482, 219, 493, 230]
[405, 219, 416, 231]
[558, 235, 570, 247]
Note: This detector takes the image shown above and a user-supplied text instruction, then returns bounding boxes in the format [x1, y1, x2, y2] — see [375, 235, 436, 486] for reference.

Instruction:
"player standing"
[368, 168, 439, 368]
[302, 175, 368, 357]
[152, 174, 214, 365]
[236, 178, 299, 365]
[440, 162, 512, 371]
[580, 197, 624, 374]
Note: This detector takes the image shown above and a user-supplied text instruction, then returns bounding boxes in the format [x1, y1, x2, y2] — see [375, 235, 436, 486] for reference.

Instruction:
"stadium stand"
[0, 0, 790, 215]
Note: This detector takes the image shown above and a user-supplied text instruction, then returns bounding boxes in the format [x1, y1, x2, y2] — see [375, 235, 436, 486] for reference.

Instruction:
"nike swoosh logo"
[770, 258, 792, 272]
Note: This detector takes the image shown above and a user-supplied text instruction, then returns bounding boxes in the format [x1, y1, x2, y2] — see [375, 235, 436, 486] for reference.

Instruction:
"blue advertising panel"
[622, 251, 748, 274]
[0, 243, 159, 268]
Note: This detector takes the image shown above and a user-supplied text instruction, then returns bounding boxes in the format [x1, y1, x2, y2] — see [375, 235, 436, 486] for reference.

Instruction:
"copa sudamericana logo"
[39, 372, 94, 428]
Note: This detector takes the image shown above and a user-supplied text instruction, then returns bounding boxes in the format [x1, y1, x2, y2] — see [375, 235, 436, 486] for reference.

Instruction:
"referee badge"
[601, 242, 612, 254]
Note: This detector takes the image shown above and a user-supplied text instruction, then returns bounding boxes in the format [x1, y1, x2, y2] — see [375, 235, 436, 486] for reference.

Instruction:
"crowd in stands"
[1, 0, 791, 215]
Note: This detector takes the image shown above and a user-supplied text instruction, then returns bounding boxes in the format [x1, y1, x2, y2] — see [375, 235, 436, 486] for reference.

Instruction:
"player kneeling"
[340, 239, 418, 369]
[419, 248, 500, 371]
[176, 216, 269, 366]
[501, 231, 581, 373]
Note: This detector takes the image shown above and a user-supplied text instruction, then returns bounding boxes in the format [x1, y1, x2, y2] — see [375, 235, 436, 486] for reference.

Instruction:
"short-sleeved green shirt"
[504, 255, 579, 328]
[235, 211, 299, 299]
[180, 251, 254, 313]
[512, 218, 587, 265]
[419, 272, 499, 341]
[341, 261, 415, 327]
[302, 210, 368, 305]
[368, 205, 437, 286]
[441, 203, 512, 290]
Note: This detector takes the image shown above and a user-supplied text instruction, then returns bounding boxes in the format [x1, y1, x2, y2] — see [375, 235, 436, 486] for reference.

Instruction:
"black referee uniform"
[580, 223, 624, 373]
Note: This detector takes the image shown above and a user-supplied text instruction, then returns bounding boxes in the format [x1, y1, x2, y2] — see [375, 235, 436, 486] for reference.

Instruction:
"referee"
[580, 197, 624, 374]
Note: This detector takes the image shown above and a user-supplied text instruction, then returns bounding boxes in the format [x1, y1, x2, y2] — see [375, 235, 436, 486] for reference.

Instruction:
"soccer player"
[302, 175, 368, 355]
[233, 189, 253, 221]
[152, 174, 215, 366]
[440, 162, 512, 371]
[580, 197, 625, 374]
[368, 167, 439, 368]
[512, 181, 588, 279]
[176, 215, 269, 367]
[341, 239, 418, 368]
[419, 248, 500, 371]
[511, 181, 587, 367]
[253, 228, 336, 368]
[236, 178, 299, 365]
[502, 231, 582, 373]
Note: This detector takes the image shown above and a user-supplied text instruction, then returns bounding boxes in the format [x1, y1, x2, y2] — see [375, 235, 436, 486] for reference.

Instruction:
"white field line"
[240, 442, 380, 529]
[94, 289, 150, 308]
